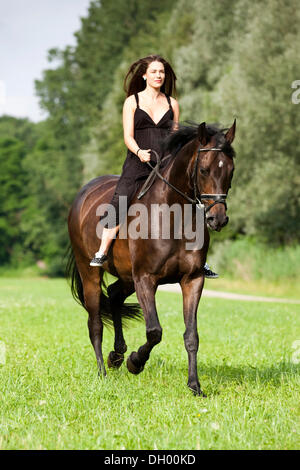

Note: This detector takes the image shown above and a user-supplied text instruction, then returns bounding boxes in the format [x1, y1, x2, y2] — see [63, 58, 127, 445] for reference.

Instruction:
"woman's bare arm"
[170, 97, 180, 131]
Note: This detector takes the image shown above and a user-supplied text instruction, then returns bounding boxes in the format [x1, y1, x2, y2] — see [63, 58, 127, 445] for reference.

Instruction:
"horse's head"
[195, 120, 236, 232]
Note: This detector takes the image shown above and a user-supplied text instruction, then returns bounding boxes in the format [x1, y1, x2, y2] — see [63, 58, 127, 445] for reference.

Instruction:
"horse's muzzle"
[206, 214, 229, 232]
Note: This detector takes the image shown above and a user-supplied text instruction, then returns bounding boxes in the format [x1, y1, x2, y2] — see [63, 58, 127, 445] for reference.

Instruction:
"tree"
[21, 131, 83, 274]
[0, 138, 26, 264]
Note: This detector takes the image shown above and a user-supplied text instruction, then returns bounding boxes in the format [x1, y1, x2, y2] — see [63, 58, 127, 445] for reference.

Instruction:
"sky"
[0, 0, 91, 122]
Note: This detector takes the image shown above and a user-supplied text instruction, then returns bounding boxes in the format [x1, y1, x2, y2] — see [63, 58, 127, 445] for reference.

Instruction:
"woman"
[90, 55, 218, 279]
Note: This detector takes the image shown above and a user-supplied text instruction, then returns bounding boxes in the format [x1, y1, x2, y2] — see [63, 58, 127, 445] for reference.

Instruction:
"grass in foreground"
[0, 278, 299, 450]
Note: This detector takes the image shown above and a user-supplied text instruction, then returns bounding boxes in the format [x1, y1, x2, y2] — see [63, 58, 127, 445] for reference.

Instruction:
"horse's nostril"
[218, 217, 229, 229]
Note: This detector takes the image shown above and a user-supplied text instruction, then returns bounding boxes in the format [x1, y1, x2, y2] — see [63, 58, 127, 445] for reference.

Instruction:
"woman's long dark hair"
[124, 55, 177, 97]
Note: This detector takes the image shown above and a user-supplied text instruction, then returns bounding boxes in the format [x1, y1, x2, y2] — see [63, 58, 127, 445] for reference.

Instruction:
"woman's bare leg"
[90, 225, 120, 266]
[96, 225, 120, 256]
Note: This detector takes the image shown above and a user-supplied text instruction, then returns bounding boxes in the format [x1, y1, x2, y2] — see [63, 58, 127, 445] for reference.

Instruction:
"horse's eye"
[200, 167, 209, 177]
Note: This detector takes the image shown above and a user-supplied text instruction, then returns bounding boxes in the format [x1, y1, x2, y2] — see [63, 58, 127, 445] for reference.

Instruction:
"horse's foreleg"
[180, 274, 206, 396]
[107, 280, 130, 369]
[127, 275, 161, 374]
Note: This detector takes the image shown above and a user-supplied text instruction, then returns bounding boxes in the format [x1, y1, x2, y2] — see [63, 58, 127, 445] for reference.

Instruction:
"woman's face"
[143, 61, 165, 89]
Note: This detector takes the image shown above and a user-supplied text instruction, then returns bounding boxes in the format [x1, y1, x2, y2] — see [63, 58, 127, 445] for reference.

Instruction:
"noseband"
[137, 145, 227, 215]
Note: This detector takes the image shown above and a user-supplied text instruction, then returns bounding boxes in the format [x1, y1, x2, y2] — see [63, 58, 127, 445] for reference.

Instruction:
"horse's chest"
[132, 243, 203, 279]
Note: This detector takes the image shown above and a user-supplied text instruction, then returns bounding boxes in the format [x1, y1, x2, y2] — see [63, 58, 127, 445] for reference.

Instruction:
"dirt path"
[158, 284, 300, 304]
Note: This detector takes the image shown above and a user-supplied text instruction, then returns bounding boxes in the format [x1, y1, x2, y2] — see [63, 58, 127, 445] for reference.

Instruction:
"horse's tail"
[100, 276, 143, 329]
[65, 245, 143, 328]
[65, 245, 85, 309]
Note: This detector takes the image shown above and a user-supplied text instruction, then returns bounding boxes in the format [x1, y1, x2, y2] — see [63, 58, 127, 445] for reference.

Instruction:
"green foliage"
[204, 0, 300, 244]
[210, 236, 300, 282]
[0, 116, 40, 152]
[0, 115, 82, 273]
[21, 131, 83, 275]
[0, 137, 26, 264]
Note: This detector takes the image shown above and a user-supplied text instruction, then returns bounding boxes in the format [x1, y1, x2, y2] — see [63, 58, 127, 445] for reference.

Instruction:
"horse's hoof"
[127, 352, 144, 375]
[188, 383, 206, 397]
[107, 351, 124, 369]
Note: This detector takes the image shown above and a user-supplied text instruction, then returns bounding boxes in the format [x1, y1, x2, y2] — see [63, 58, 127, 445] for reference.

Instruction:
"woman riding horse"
[89, 54, 218, 278]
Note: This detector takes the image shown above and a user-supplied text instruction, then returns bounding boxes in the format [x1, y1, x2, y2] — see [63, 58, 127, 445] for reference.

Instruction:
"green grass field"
[0, 278, 299, 450]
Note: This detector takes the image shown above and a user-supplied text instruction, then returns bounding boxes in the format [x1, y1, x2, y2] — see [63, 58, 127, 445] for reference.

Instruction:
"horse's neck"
[159, 139, 198, 203]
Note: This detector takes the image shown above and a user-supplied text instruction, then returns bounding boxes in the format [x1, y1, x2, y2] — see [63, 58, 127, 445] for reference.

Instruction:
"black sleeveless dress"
[102, 93, 174, 227]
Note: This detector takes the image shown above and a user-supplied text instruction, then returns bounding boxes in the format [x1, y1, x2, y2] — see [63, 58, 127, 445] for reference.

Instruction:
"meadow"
[0, 277, 299, 450]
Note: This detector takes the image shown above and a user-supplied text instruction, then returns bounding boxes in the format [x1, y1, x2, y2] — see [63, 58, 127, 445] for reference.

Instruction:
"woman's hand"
[138, 149, 152, 162]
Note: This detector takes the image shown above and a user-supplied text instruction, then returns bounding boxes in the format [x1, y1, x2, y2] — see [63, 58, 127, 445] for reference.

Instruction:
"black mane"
[162, 122, 235, 158]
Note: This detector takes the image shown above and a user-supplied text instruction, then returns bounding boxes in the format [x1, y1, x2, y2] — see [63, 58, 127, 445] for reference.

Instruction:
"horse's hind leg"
[81, 268, 106, 377]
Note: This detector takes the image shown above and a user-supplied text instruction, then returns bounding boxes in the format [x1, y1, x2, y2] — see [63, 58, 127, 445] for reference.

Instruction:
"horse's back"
[69, 174, 118, 221]
[68, 175, 119, 254]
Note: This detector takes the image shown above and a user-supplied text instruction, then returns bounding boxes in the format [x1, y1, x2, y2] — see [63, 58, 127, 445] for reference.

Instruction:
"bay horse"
[66, 120, 236, 396]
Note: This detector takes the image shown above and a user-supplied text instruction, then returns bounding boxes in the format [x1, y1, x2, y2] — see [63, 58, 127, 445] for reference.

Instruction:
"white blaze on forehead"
[218, 160, 224, 168]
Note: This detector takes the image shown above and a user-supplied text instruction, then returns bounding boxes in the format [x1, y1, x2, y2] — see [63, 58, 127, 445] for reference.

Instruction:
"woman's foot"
[204, 262, 219, 279]
[90, 253, 108, 267]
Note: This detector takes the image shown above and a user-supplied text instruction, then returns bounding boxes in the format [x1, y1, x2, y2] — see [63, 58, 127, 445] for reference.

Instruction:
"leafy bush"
[210, 237, 300, 282]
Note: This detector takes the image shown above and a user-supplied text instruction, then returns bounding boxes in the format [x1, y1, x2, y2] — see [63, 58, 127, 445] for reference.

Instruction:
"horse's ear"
[225, 119, 236, 144]
[198, 122, 207, 145]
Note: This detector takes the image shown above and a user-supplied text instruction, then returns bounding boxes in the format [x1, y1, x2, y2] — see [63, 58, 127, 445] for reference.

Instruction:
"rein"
[137, 146, 227, 214]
